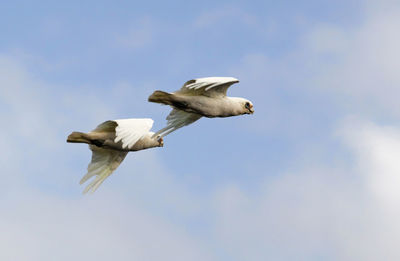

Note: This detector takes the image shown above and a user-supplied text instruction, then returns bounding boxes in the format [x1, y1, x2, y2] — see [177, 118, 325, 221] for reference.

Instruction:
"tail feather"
[148, 90, 174, 105]
[67, 132, 91, 144]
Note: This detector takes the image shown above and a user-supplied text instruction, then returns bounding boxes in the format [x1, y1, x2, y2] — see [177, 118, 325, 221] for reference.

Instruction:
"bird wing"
[155, 109, 202, 137]
[113, 118, 154, 149]
[80, 145, 128, 194]
[92, 120, 118, 132]
[176, 77, 239, 98]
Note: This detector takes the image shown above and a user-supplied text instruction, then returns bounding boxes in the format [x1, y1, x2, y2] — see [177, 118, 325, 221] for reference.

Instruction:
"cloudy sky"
[1, 0, 400, 260]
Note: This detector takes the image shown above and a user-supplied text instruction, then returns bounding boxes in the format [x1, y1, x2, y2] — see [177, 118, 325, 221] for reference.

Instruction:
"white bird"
[148, 77, 254, 136]
[67, 118, 163, 193]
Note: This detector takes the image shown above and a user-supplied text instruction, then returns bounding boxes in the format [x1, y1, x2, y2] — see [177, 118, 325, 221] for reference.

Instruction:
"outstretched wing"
[113, 118, 154, 149]
[154, 109, 202, 137]
[176, 77, 239, 98]
[80, 146, 128, 194]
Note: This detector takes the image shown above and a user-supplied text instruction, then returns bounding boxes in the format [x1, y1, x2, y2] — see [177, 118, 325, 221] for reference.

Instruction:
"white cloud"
[202, 2, 400, 258]
[210, 2, 400, 256]
[340, 118, 400, 207]
[302, 3, 400, 118]
[0, 191, 212, 261]
[226, 0, 400, 135]
[0, 54, 119, 193]
[210, 119, 400, 260]
[0, 54, 213, 261]
[3, 1, 400, 260]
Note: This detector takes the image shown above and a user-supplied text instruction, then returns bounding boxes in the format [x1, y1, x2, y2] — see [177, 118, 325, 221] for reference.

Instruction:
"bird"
[148, 77, 254, 137]
[67, 118, 163, 193]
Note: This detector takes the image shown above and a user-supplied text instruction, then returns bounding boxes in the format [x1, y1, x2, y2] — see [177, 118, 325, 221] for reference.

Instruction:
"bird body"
[67, 118, 163, 193]
[67, 119, 162, 152]
[148, 77, 254, 136]
[150, 91, 250, 118]
[68, 130, 160, 152]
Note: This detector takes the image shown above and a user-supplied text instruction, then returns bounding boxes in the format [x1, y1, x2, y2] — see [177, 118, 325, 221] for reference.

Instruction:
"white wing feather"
[178, 77, 239, 97]
[155, 109, 202, 137]
[80, 146, 128, 194]
[114, 118, 154, 149]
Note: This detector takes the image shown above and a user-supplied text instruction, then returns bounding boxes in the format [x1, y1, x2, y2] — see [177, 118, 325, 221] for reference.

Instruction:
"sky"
[1, 0, 400, 260]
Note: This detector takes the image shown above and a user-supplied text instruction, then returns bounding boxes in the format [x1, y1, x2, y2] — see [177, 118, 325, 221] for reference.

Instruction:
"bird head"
[243, 100, 254, 114]
[148, 132, 164, 147]
[227, 97, 255, 115]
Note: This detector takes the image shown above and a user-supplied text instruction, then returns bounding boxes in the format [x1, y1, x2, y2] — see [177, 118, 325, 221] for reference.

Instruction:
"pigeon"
[148, 77, 254, 137]
[67, 118, 163, 193]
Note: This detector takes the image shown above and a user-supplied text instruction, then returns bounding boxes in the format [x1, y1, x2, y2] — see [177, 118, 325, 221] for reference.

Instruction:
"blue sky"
[2, 0, 400, 260]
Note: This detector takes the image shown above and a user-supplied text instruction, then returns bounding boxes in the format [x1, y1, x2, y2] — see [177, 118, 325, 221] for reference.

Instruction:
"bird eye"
[245, 102, 250, 109]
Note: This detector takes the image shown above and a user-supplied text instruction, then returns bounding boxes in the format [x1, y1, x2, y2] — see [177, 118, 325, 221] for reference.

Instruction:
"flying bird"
[148, 77, 254, 136]
[67, 118, 163, 193]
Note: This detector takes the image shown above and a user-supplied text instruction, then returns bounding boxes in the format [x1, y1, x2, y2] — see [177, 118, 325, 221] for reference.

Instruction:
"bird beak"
[158, 137, 164, 147]
[248, 105, 254, 114]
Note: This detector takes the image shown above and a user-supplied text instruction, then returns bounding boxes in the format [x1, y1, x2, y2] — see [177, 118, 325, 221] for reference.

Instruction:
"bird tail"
[67, 132, 91, 144]
[148, 90, 174, 105]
